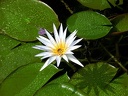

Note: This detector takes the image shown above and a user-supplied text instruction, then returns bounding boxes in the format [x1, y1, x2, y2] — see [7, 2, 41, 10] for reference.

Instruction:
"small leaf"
[111, 13, 128, 32]
[67, 11, 112, 40]
[0, 43, 41, 83]
[0, 0, 59, 41]
[69, 62, 117, 96]
[0, 63, 59, 96]
[77, 0, 123, 10]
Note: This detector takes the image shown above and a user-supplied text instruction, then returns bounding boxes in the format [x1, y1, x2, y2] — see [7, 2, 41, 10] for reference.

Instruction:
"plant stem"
[100, 43, 127, 73]
[60, 0, 73, 14]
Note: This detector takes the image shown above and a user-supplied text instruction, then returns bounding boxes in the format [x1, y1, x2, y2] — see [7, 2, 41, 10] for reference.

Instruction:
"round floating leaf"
[0, 0, 59, 41]
[48, 73, 70, 84]
[0, 43, 41, 83]
[35, 73, 87, 96]
[100, 73, 128, 96]
[0, 34, 20, 58]
[0, 34, 20, 52]
[0, 63, 59, 96]
[69, 62, 117, 96]
[35, 83, 87, 96]
[67, 11, 112, 40]
[77, 0, 123, 10]
[111, 13, 128, 32]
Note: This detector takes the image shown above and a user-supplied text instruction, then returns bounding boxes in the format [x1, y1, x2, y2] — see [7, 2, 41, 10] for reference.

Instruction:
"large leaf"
[0, 0, 59, 41]
[100, 73, 128, 96]
[35, 83, 88, 96]
[0, 34, 20, 66]
[47, 73, 70, 84]
[67, 11, 112, 40]
[69, 62, 118, 96]
[0, 43, 41, 83]
[0, 34, 20, 54]
[0, 63, 59, 96]
[77, 0, 123, 10]
[35, 73, 87, 96]
[111, 13, 128, 32]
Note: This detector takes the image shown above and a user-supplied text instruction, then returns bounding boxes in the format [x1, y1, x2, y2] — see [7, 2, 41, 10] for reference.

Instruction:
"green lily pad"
[0, 43, 41, 83]
[111, 13, 128, 32]
[48, 73, 70, 84]
[35, 73, 87, 96]
[35, 82, 87, 96]
[0, 63, 59, 96]
[0, 0, 59, 41]
[67, 11, 112, 40]
[77, 0, 123, 10]
[100, 73, 128, 96]
[0, 34, 20, 58]
[69, 62, 117, 96]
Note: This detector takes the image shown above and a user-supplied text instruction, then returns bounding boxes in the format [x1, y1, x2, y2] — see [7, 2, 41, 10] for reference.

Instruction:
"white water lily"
[33, 24, 84, 71]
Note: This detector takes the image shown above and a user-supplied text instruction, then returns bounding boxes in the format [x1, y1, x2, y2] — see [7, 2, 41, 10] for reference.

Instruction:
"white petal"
[67, 54, 84, 67]
[35, 52, 52, 57]
[33, 45, 51, 51]
[40, 59, 49, 71]
[63, 27, 67, 42]
[37, 36, 54, 48]
[68, 45, 81, 51]
[65, 51, 74, 54]
[40, 56, 56, 71]
[62, 55, 69, 62]
[71, 38, 82, 46]
[66, 30, 77, 46]
[38, 36, 50, 44]
[56, 56, 61, 67]
[45, 29, 56, 45]
[40, 53, 54, 59]
[66, 36, 76, 47]
[53, 24, 60, 43]
[59, 23, 63, 40]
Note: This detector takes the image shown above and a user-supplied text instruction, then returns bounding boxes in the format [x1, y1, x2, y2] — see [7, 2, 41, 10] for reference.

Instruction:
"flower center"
[57, 48, 63, 54]
[52, 42, 67, 56]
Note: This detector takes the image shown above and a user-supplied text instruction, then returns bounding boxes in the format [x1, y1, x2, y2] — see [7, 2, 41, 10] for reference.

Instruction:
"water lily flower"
[33, 24, 84, 71]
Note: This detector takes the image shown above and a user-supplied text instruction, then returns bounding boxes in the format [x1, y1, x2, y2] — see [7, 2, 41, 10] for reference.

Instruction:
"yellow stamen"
[52, 41, 67, 56]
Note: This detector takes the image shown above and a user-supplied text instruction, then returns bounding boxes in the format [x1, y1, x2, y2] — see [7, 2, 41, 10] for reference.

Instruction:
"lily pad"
[67, 11, 112, 40]
[0, 34, 20, 57]
[35, 82, 87, 96]
[69, 62, 117, 96]
[100, 73, 128, 96]
[48, 73, 70, 84]
[77, 0, 123, 10]
[0, 0, 59, 41]
[0, 43, 41, 83]
[0, 63, 59, 96]
[111, 13, 128, 32]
